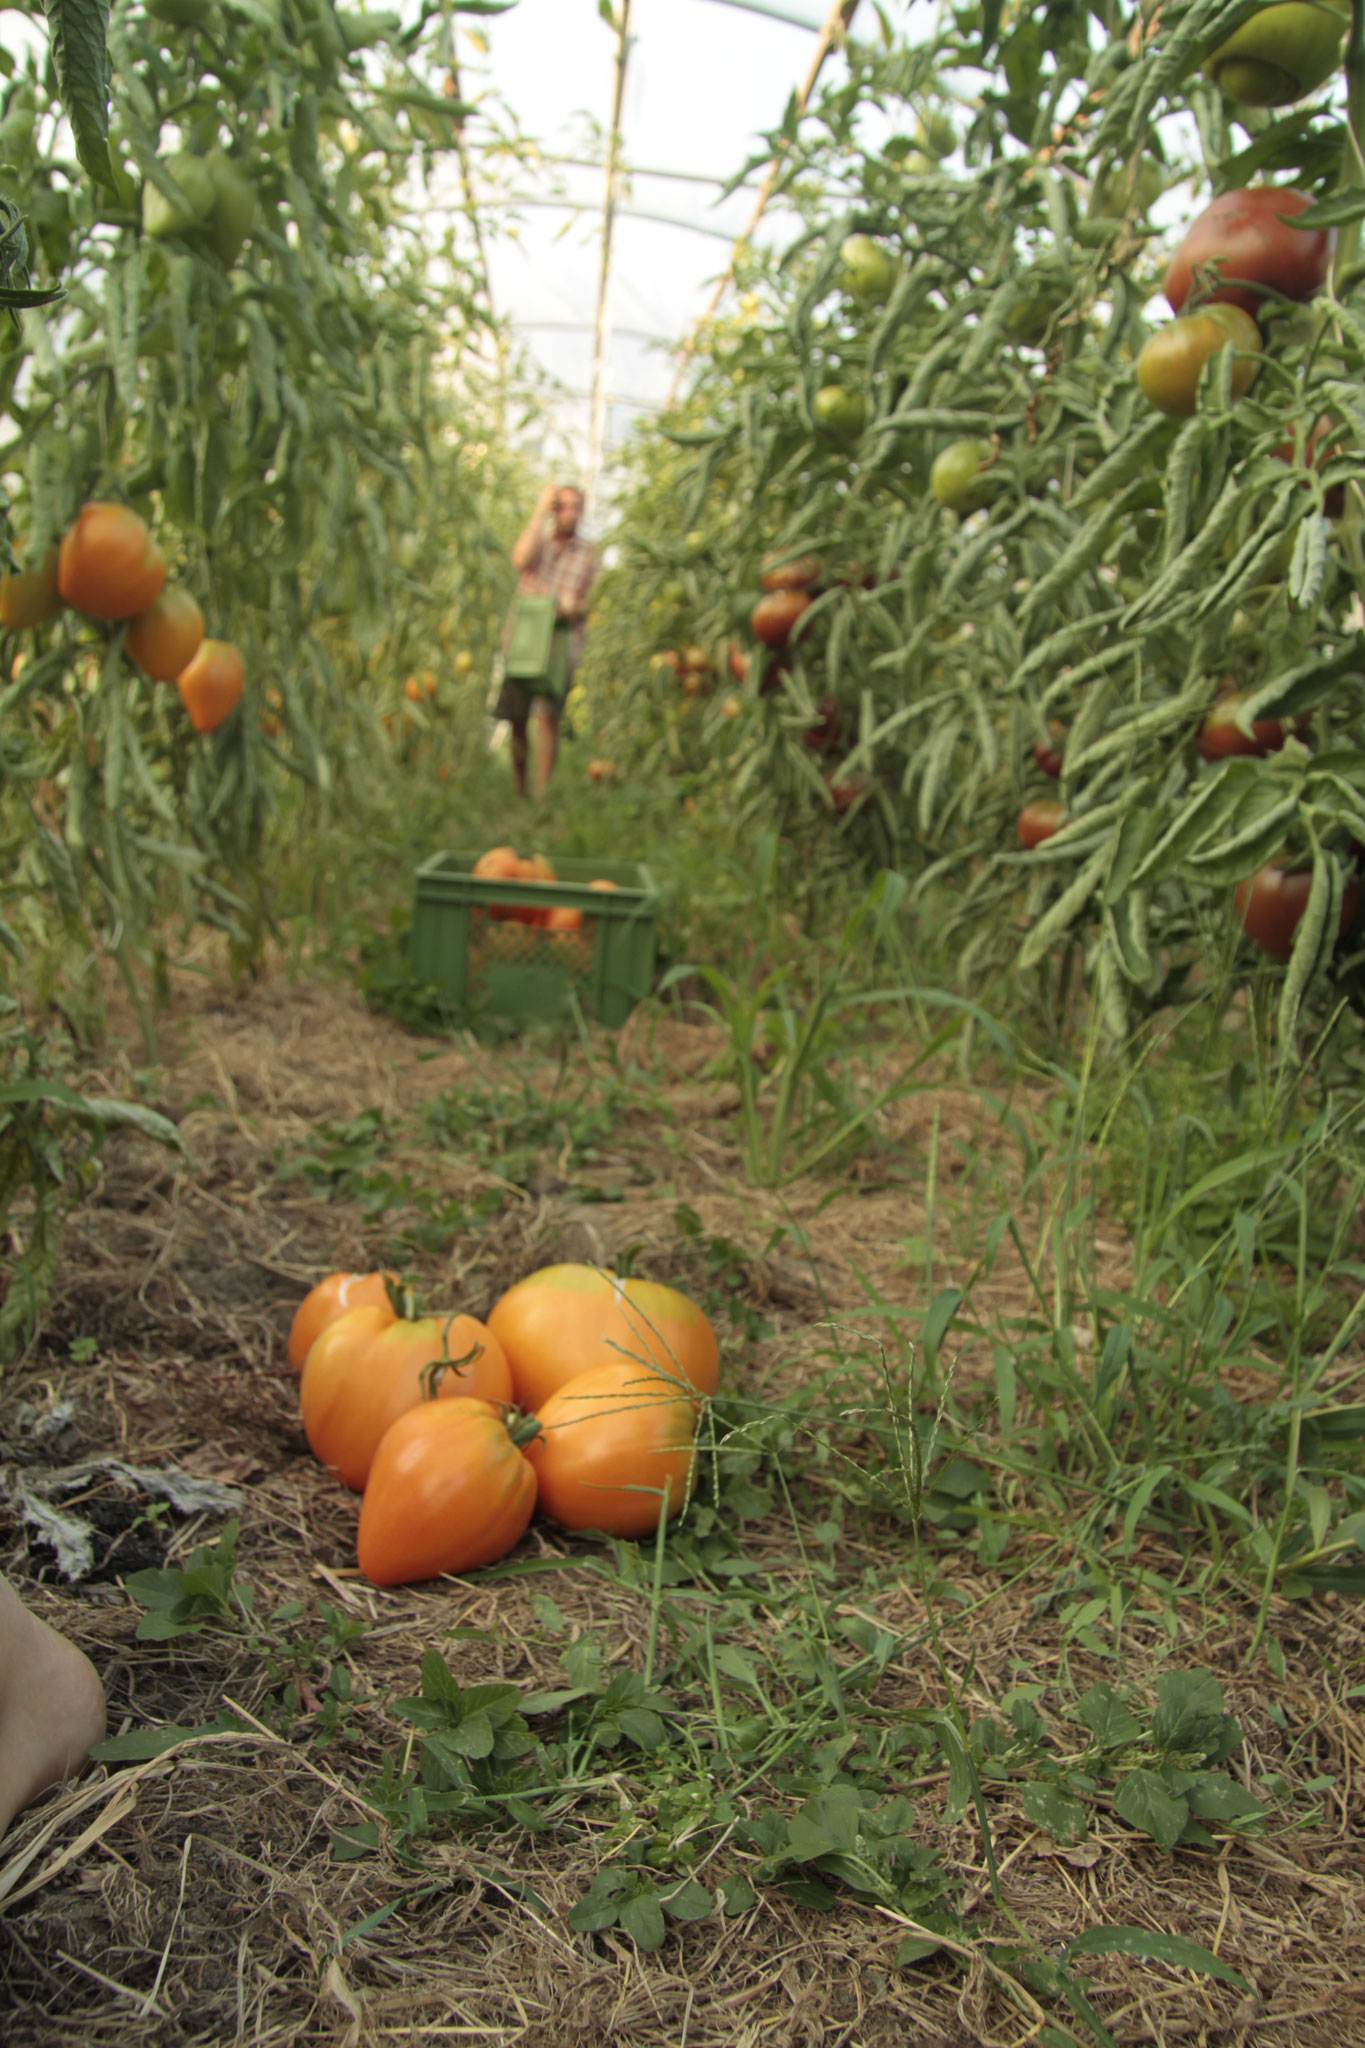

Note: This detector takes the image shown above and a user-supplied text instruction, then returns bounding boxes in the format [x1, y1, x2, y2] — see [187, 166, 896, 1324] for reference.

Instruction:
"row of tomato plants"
[288, 1262, 720, 1586]
[581, 0, 1365, 1048]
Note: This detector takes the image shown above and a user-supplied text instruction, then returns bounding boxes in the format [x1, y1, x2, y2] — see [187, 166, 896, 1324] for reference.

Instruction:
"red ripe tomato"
[750, 589, 811, 649]
[802, 695, 844, 756]
[759, 551, 822, 592]
[825, 769, 868, 814]
[124, 584, 205, 682]
[1196, 690, 1291, 762]
[58, 502, 167, 621]
[176, 638, 245, 732]
[357, 1400, 537, 1586]
[727, 641, 749, 683]
[1018, 799, 1066, 848]
[486, 1262, 719, 1412]
[300, 1305, 512, 1490]
[1136, 305, 1262, 417]
[0, 546, 61, 630]
[1166, 187, 1332, 319]
[286, 1269, 396, 1373]
[527, 1362, 697, 1537]
[1033, 721, 1067, 778]
[1234, 860, 1360, 961]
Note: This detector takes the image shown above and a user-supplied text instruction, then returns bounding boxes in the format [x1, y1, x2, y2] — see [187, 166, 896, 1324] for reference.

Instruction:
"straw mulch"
[2, 957, 1363, 2047]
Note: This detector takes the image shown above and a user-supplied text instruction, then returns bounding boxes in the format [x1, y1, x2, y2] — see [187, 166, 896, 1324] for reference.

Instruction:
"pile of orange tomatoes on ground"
[0, 500, 245, 733]
[286, 1262, 719, 1587]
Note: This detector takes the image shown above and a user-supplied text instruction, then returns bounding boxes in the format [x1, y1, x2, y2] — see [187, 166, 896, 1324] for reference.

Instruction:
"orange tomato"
[176, 639, 245, 733]
[300, 1305, 512, 1491]
[58, 503, 167, 620]
[0, 546, 61, 629]
[545, 904, 582, 931]
[486, 1262, 719, 1412]
[357, 1400, 537, 1586]
[528, 1362, 698, 1537]
[286, 1269, 396, 1374]
[125, 584, 205, 682]
[404, 675, 421, 702]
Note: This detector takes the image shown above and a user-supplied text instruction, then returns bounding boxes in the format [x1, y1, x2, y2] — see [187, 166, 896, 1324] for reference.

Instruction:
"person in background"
[496, 481, 599, 800]
[0, 1575, 106, 1839]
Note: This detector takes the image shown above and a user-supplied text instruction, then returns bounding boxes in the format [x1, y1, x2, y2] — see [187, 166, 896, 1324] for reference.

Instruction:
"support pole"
[667, 0, 862, 408]
[587, 0, 633, 499]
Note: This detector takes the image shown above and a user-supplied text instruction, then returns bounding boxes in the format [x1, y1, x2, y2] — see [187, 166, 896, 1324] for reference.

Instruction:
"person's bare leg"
[0, 1577, 106, 1839]
[509, 717, 530, 799]
[531, 711, 558, 798]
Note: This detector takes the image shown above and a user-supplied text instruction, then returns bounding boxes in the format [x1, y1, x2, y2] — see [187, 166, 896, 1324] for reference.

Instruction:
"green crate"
[412, 851, 659, 1027]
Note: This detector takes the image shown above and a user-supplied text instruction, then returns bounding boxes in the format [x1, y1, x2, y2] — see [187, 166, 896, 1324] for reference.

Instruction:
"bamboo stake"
[587, 0, 634, 497]
[666, 0, 862, 410]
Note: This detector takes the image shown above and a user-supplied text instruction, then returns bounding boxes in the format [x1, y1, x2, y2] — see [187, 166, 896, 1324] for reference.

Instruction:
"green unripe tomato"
[839, 233, 898, 306]
[813, 384, 868, 439]
[1135, 305, 1263, 417]
[142, 150, 216, 238]
[1096, 155, 1165, 219]
[915, 111, 956, 160]
[1204, 0, 1349, 106]
[930, 439, 994, 513]
[206, 151, 255, 266]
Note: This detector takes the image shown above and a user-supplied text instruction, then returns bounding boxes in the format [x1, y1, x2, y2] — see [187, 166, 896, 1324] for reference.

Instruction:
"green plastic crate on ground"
[411, 852, 659, 1027]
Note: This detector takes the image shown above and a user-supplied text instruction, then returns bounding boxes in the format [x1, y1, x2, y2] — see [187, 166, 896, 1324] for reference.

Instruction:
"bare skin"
[0, 1576, 106, 1840]
[507, 483, 588, 800]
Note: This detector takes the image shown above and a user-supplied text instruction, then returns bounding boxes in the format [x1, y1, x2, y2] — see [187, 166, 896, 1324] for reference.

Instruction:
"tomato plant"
[1135, 305, 1263, 416]
[486, 1262, 719, 1412]
[176, 639, 245, 733]
[1234, 860, 1361, 961]
[124, 585, 205, 683]
[300, 1304, 512, 1490]
[527, 1361, 698, 1537]
[1165, 187, 1332, 318]
[357, 1400, 537, 1587]
[57, 503, 167, 621]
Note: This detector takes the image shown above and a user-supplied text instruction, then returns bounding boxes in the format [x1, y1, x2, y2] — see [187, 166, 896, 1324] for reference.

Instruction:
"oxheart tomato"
[1018, 799, 1066, 848]
[176, 638, 244, 732]
[1136, 305, 1262, 417]
[300, 1304, 512, 1489]
[286, 1269, 396, 1373]
[58, 503, 167, 621]
[357, 1400, 537, 1586]
[486, 1262, 719, 1412]
[1234, 859, 1360, 960]
[750, 589, 811, 650]
[528, 1362, 698, 1537]
[0, 546, 60, 630]
[1204, 0, 1349, 106]
[1166, 187, 1332, 319]
[125, 584, 205, 682]
[1196, 690, 1293, 762]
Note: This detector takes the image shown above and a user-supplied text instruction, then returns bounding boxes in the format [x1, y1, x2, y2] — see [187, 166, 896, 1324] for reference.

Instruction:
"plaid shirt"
[511, 526, 599, 667]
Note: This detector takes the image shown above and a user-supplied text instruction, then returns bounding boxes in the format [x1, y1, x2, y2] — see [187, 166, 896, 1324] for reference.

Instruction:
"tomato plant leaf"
[40, 0, 114, 191]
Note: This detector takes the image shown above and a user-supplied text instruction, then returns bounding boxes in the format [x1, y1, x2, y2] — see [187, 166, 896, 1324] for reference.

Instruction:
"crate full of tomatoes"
[287, 1264, 719, 1586]
[411, 846, 658, 1027]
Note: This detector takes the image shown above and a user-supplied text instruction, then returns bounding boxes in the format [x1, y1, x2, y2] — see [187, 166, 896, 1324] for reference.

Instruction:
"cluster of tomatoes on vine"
[1, 502, 246, 733]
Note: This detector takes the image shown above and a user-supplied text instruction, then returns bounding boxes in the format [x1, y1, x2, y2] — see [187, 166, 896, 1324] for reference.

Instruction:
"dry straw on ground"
[2, 959, 1363, 2046]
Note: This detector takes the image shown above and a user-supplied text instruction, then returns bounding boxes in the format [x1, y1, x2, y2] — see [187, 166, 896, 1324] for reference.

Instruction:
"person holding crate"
[495, 482, 599, 800]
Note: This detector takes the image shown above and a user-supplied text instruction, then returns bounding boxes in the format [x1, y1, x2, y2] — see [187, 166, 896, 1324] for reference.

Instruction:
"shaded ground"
[2, 955, 1363, 2046]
